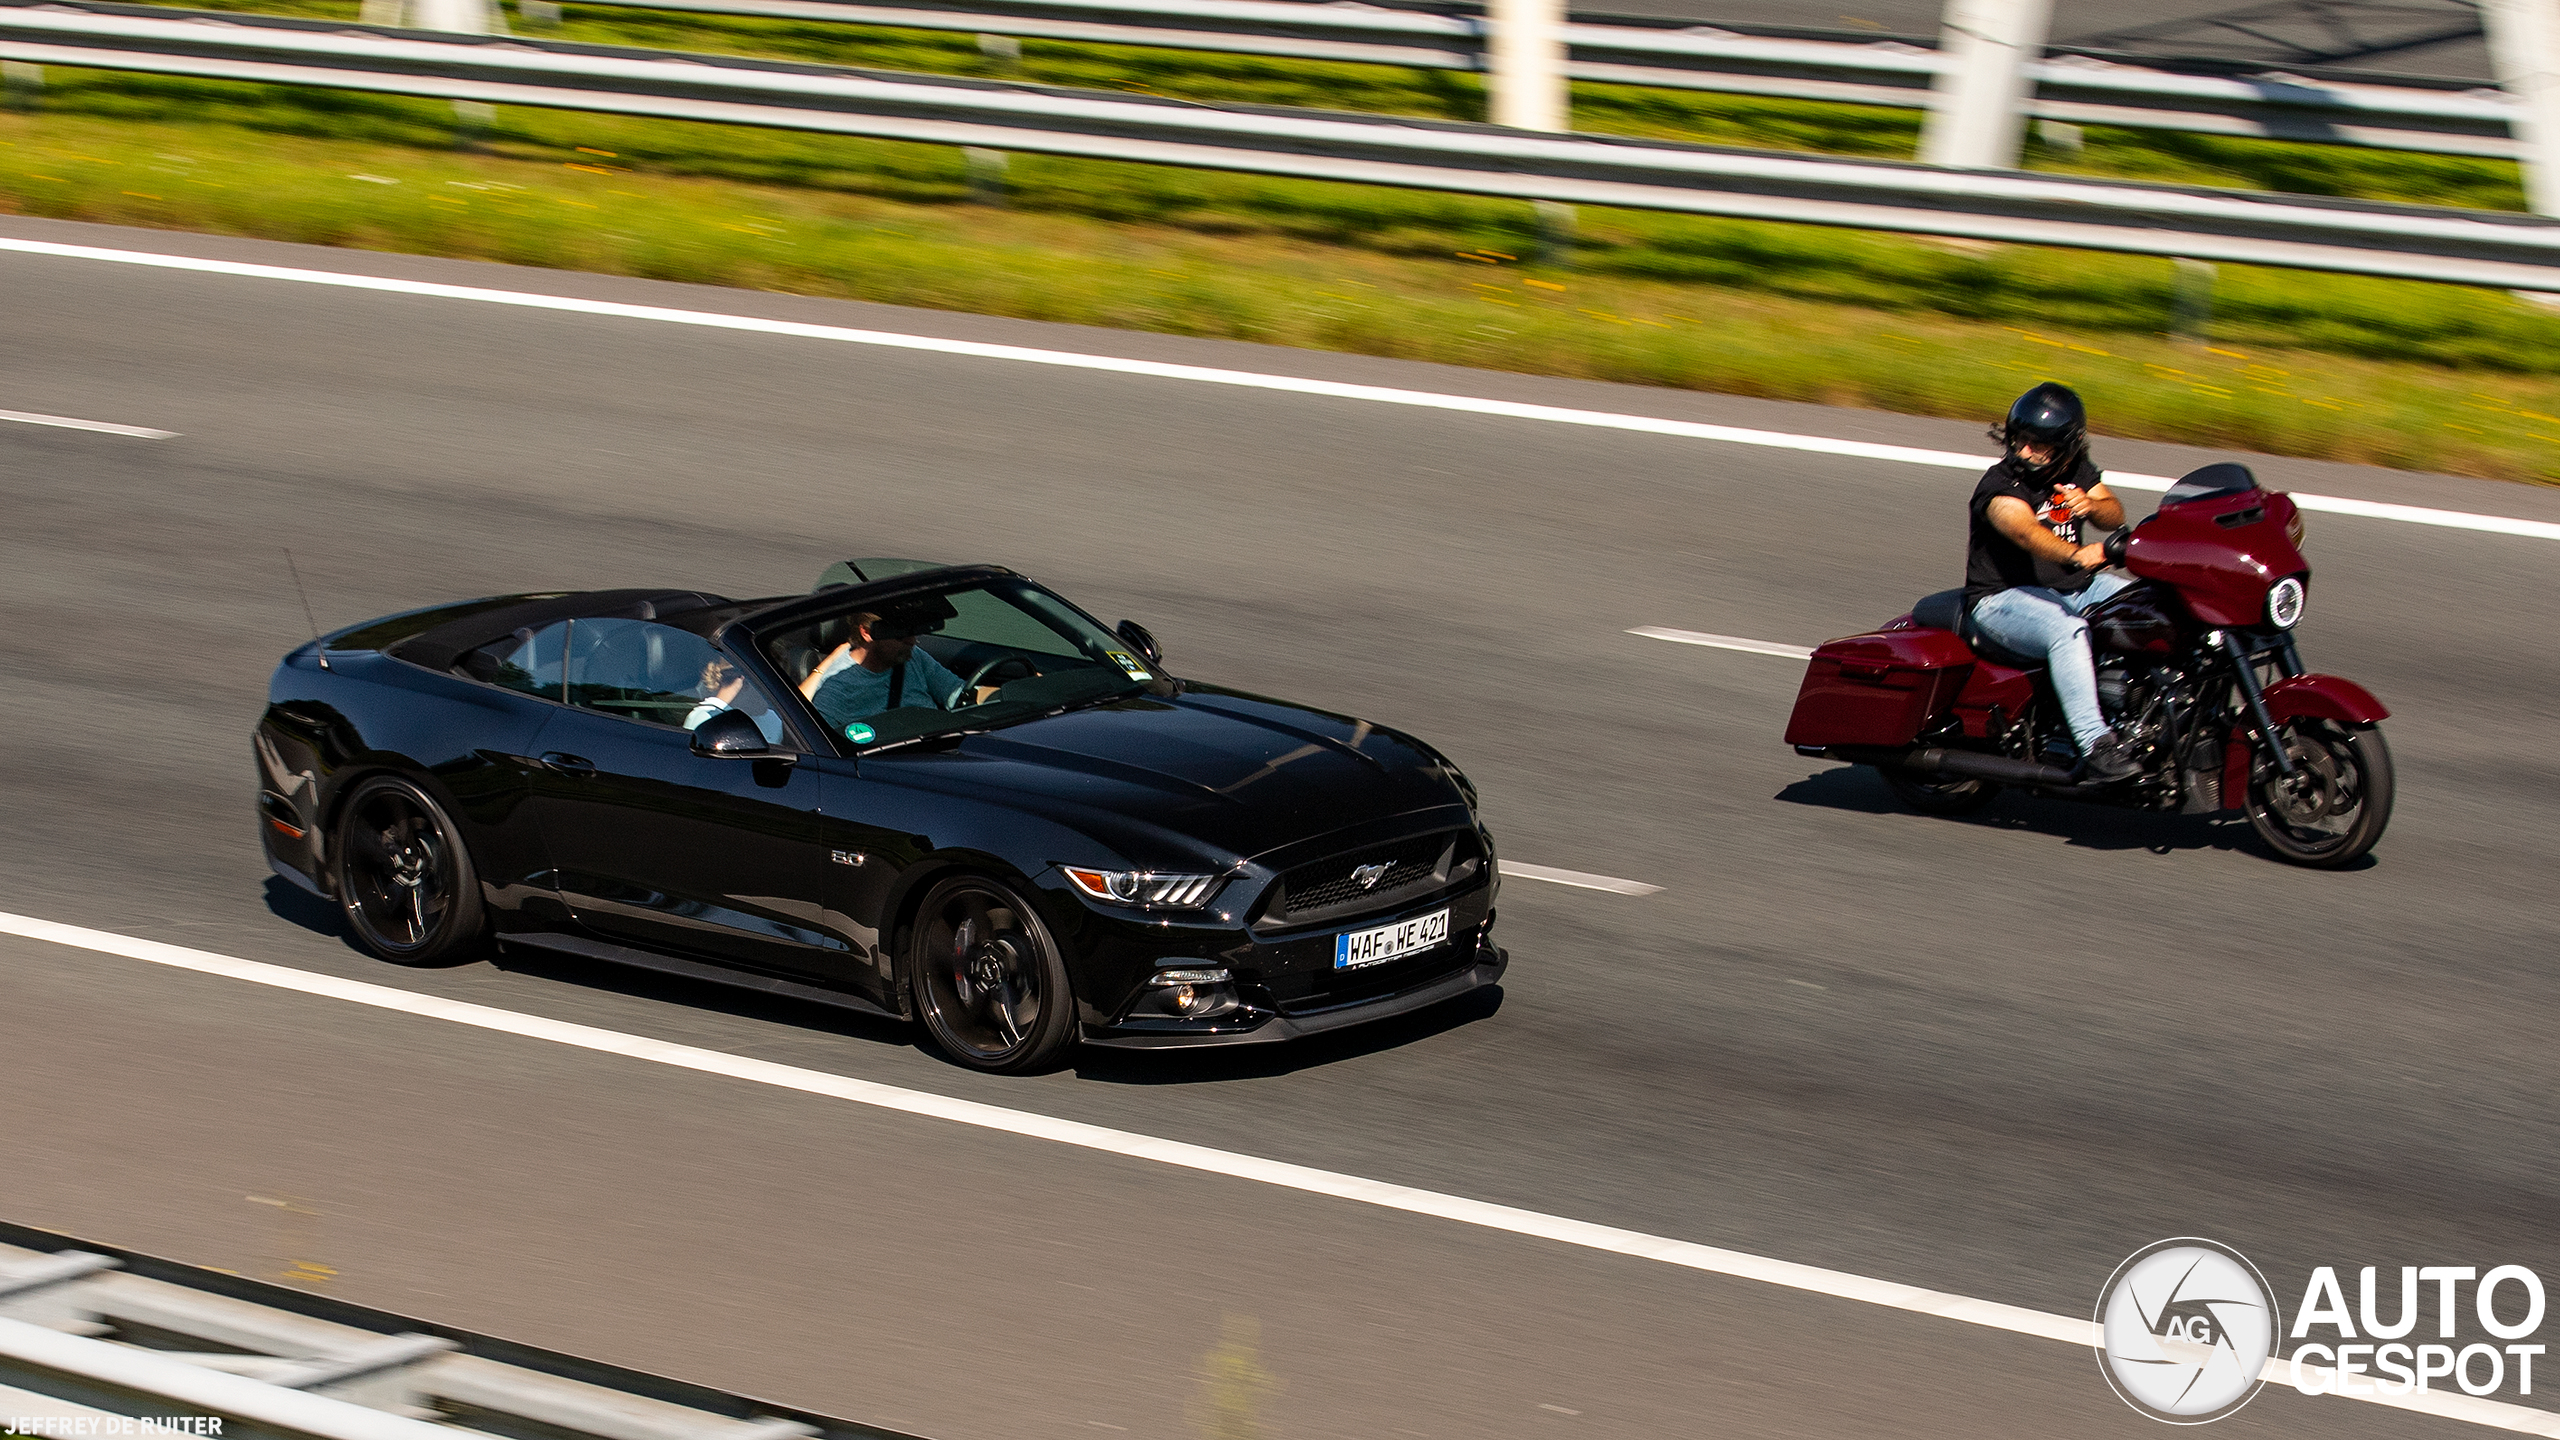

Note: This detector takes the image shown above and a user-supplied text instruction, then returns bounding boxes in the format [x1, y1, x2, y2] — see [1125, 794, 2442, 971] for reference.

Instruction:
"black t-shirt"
[1964, 455, 2100, 607]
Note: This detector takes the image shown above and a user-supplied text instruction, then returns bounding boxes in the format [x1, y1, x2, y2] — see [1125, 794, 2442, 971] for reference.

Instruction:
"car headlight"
[1062, 867, 1221, 910]
[2267, 576, 2306, 630]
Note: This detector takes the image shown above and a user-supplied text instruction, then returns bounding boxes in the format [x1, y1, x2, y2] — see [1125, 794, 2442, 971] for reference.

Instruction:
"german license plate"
[1335, 908, 1451, 970]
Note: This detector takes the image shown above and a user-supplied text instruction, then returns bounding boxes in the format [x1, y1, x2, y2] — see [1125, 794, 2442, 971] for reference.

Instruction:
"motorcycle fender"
[2222, 675, 2389, 806]
[2260, 674, 2391, 725]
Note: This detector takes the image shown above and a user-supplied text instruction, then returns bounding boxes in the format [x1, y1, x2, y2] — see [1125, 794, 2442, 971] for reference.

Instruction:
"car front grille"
[1259, 829, 1479, 929]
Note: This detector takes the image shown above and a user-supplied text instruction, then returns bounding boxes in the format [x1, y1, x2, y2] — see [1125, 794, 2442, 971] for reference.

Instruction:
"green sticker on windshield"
[844, 722, 876, 744]
[1105, 650, 1154, 681]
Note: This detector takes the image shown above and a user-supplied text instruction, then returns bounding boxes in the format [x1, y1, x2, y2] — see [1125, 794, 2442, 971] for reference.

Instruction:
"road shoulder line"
[2, 236, 2555, 544]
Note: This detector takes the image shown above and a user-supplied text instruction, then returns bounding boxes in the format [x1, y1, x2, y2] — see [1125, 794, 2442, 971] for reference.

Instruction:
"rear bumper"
[1079, 936, 1507, 1050]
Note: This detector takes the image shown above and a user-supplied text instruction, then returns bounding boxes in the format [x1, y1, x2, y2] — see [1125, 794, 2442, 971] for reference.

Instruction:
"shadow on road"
[262, 875, 348, 941]
[1068, 984, 1503, 1086]
[1772, 766, 2378, 869]
[261, 877, 1507, 1076]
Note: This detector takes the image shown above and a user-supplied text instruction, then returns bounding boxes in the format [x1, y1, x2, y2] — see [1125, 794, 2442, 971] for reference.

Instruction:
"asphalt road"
[3, 213, 2558, 1438]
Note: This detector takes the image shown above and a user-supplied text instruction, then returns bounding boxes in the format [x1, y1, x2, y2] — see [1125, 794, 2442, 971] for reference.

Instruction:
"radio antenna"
[284, 548, 331, 671]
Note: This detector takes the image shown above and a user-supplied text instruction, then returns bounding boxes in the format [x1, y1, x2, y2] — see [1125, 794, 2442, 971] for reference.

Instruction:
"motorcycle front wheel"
[2244, 719, 2393, 868]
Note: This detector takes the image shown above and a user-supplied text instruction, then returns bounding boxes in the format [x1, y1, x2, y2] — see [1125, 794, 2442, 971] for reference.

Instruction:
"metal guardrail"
[545, 0, 2528, 158]
[0, 1223, 916, 1440]
[5, 0, 2556, 290]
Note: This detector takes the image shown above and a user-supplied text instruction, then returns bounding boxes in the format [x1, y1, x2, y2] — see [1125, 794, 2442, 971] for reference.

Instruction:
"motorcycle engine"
[2097, 661, 2182, 807]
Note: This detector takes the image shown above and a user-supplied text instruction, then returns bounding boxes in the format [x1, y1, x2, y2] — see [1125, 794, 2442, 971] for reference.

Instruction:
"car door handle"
[541, 752, 597, 777]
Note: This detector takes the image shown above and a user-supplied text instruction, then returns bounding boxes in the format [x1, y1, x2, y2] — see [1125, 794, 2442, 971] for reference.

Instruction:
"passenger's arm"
[1988, 495, 2107, 570]
[800, 643, 852, 700]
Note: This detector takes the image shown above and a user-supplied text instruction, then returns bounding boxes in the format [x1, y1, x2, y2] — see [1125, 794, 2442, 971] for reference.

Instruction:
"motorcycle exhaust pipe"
[1822, 745, 2080, 788]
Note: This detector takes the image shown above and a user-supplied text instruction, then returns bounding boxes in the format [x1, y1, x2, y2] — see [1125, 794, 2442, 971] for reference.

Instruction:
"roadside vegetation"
[5, 5, 2557, 481]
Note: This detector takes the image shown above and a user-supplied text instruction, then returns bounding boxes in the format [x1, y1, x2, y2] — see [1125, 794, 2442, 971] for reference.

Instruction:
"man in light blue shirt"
[801, 610, 968, 738]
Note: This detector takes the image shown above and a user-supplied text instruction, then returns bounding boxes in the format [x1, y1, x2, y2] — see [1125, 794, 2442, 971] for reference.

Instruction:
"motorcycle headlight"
[1062, 867, 1221, 910]
[2268, 576, 2306, 630]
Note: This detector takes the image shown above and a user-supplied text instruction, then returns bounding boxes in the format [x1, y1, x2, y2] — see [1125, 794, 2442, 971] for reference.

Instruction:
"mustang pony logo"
[1351, 862, 1394, 889]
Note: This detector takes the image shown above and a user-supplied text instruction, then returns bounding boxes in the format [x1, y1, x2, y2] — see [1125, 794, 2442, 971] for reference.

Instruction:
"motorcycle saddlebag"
[1783, 627, 1977, 749]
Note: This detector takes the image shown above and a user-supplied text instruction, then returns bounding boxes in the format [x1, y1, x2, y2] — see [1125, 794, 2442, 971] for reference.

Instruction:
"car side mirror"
[1115, 620, 1162, 667]
[691, 707, 790, 762]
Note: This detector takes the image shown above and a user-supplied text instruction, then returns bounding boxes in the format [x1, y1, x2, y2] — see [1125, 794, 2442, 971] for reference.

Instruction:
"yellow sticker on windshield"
[1105, 650, 1154, 681]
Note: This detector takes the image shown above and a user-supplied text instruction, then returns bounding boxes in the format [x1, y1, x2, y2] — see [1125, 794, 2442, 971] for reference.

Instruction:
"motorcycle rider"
[1964, 382, 2139, 782]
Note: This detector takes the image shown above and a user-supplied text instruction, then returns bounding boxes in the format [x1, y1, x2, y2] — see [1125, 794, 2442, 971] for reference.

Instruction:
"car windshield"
[765, 577, 1159, 748]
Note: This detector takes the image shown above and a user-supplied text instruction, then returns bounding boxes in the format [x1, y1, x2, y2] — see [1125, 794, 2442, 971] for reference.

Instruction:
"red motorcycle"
[1784, 463, 2393, 867]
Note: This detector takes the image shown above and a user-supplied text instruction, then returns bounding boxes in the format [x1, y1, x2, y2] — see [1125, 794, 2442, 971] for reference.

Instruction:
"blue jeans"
[1969, 572, 2134, 753]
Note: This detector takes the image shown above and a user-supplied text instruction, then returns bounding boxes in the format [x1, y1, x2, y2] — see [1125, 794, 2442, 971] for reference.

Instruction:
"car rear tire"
[333, 774, 489, 966]
[910, 874, 1078, 1074]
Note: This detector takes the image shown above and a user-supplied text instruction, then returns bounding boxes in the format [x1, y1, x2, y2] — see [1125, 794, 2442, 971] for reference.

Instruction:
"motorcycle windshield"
[2158, 462, 2259, 508]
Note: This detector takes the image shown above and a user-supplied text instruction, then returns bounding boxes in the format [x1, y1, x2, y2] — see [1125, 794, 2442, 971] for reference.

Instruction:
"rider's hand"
[2070, 542, 2108, 570]
[2055, 484, 2095, 519]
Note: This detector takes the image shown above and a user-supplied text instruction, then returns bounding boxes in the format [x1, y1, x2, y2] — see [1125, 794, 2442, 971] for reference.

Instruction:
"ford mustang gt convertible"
[257, 560, 1504, 1071]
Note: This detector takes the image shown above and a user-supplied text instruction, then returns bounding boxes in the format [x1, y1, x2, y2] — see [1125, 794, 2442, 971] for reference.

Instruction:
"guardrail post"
[1, 60, 39, 111]
[1490, 0, 1570, 260]
[964, 145, 1009, 202]
[1489, 0, 1565, 133]
[2485, 0, 2560, 216]
[1922, 0, 2053, 169]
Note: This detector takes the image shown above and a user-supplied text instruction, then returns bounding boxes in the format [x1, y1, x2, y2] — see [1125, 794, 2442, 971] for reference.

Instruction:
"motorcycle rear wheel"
[2244, 719, 2392, 868]
[1879, 766, 2000, 816]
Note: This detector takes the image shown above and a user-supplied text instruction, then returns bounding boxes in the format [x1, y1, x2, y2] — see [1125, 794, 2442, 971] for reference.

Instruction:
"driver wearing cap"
[802, 607, 968, 736]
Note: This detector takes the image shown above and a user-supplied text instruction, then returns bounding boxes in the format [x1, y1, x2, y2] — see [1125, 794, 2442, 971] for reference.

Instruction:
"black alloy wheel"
[333, 775, 488, 965]
[1879, 767, 2000, 816]
[2245, 719, 2394, 868]
[909, 875, 1078, 1073]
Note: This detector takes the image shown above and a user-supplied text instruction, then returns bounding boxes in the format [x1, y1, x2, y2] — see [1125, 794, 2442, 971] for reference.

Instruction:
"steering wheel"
[956, 653, 1040, 705]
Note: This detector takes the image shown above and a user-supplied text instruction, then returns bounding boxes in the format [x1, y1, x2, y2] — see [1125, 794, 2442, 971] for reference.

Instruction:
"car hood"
[883, 685, 1468, 862]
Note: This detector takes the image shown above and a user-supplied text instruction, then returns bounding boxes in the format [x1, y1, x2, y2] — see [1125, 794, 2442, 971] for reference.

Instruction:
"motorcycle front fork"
[2222, 632, 2304, 777]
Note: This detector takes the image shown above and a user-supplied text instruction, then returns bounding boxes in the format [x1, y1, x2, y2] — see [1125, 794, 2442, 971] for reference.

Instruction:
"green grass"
[5, 58, 2558, 480]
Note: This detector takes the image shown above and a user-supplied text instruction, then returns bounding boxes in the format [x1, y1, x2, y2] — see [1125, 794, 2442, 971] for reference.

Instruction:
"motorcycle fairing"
[2258, 673, 2390, 726]
[2219, 674, 2390, 808]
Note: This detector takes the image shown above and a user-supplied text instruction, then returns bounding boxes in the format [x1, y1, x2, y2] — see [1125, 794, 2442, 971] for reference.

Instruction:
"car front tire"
[909, 874, 1079, 1074]
[333, 774, 490, 966]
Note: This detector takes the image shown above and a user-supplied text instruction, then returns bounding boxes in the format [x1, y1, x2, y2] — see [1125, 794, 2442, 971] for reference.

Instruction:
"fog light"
[1129, 965, 1242, 1022]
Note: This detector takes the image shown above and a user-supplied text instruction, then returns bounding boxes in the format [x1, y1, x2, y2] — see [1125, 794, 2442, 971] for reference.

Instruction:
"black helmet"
[1994, 382, 2087, 478]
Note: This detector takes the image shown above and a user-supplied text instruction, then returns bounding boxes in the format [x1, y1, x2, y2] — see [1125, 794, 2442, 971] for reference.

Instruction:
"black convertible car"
[257, 560, 1504, 1071]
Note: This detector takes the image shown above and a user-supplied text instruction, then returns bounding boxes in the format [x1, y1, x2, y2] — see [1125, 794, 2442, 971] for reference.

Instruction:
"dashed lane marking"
[1497, 862, 1663, 896]
[0, 910, 2550, 1432]
[1626, 627, 1814, 660]
[0, 407, 176, 439]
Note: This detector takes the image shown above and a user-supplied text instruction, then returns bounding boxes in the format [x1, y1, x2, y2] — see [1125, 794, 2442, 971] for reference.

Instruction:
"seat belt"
[887, 661, 906, 709]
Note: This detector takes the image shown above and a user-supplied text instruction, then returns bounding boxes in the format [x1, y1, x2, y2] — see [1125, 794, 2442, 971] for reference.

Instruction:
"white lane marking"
[3, 236, 2557, 545]
[0, 407, 177, 439]
[1626, 626, 1814, 660]
[0, 911, 2548, 1433]
[1497, 861, 1663, 896]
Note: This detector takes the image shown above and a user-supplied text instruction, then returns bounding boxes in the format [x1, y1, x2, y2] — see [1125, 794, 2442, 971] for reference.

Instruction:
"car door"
[525, 618, 853, 978]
